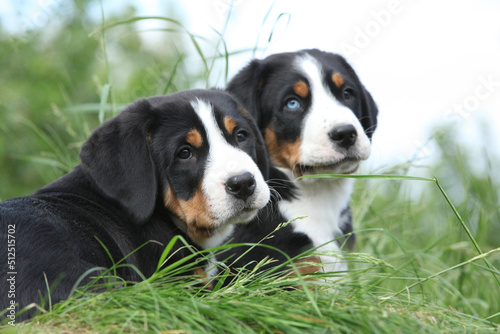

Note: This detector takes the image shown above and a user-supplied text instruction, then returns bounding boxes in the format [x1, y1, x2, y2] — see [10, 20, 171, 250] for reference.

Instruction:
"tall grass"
[2, 3, 500, 333]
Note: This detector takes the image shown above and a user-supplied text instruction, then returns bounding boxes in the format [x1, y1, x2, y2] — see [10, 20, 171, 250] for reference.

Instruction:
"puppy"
[0, 89, 270, 319]
[220, 49, 378, 277]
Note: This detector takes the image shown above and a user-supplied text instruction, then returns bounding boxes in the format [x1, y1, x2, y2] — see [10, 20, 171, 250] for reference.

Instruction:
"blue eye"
[286, 99, 300, 110]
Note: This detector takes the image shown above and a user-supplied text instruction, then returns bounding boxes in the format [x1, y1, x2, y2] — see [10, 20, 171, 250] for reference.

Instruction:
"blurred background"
[1, 0, 500, 197]
[1, 0, 499, 321]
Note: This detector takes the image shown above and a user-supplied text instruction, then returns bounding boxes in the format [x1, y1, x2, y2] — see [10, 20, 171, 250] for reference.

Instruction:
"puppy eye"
[177, 148, 192, 160]
[236, 130, 248, 142]
[343, 88, 355, 101]
[286, 99, 301, 110]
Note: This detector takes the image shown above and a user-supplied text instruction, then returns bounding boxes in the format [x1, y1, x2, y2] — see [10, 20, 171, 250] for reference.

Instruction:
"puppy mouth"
[297, 158, 360, 176]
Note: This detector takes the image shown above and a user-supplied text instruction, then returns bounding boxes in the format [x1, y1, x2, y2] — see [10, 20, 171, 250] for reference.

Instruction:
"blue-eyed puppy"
[222, 49, 378, 275]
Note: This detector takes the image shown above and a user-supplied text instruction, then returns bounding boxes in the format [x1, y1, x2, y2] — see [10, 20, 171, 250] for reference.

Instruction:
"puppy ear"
[227, 59, 270, 130]
[336, 54, 379, 140]
[255, 130, 270, 180]
[360, 89, 378, 140]
[80, 99, 157, 224]
[248, 112, 270, 180]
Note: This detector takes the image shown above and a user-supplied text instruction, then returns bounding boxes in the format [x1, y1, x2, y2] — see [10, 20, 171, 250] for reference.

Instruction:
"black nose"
[225, 172, 256, 201]
[329, 124, 357, 149]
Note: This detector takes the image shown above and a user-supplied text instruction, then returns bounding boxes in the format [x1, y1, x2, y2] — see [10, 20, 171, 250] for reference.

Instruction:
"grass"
[3, 143, 499, 332]
[2, 3, 500, 333]
[3, 242, 498, 333]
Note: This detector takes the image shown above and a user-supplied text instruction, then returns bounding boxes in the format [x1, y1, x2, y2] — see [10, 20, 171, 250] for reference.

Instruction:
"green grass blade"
[433, 177, 500, 287]
[298, 173, 436, 182]
[252, 2, 276, 57]
[267, 12, 291, 43]
[89, 16, 185, 37]
[162, 53, 186, 94]
[98, 83, 111, 124]
[390, 247, 500, 298]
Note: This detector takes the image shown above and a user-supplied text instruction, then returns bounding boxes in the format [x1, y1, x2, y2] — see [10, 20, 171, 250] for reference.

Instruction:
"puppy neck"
[276, 166, 354, 199]
[276, 166, 354, 240]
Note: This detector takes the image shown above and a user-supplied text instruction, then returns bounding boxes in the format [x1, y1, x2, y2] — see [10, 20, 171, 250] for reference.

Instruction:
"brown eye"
[236, 130, 248, 142]
[177, 147, 192, 160]
[343, 88, 355, 101]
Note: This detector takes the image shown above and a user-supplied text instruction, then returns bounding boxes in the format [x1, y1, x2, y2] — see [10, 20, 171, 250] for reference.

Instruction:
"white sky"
[3, 0, 500, 170]
[168, 0, 500, 170]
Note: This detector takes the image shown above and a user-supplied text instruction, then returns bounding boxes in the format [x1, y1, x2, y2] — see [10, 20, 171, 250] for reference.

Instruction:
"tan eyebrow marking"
[224, 117, 237, 135]
[293, 80, 309, 98]
[186, 129, 203, 148]
[332, 73, 344, 88]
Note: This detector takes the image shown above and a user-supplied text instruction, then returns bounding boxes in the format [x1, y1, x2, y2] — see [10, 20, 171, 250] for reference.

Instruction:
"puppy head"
[80, 89, 270, 247]
[227, 49, 378, 178]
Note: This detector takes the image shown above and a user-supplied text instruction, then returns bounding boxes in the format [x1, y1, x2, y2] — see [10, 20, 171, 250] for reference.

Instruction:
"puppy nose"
[225, 172, 256, 201]
[329, 124, 357, 149]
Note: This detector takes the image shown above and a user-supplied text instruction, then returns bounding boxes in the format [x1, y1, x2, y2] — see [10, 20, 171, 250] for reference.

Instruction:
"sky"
[3, 0, 500, 171]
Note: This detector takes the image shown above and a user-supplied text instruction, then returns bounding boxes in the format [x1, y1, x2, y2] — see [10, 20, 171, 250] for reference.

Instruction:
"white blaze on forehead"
[190, 99, 231, 157]
[294, 54, 371, 165]
[190, 99, 250, 182]
[189, 99, 270, 242]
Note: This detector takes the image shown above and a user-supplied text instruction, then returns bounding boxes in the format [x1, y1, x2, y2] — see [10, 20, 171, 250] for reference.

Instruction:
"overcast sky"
[170, 0, 500, 170]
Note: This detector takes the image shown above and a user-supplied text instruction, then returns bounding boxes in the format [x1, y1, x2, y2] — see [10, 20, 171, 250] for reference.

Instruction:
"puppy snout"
[329, 124, 357, 149]
[225, 172, 256, 201]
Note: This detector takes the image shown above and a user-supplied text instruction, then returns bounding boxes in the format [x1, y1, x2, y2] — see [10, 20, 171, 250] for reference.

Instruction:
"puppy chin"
[208, 207, 256, 231]
[225, 208, 259, 226]
[195, 209, 259, 249]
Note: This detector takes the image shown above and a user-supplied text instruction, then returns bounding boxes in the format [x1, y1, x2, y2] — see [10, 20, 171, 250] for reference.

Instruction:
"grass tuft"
[7, 249, 497, 333]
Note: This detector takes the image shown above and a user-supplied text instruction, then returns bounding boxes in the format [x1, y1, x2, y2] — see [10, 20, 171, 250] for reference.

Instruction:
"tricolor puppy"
[222, 49, 378, 275]
[0, 89, 270, 319]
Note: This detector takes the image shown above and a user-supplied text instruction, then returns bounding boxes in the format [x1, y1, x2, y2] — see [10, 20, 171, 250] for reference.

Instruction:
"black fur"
[227, 49, 378, 138]
[219, 49, 378, 274]
[0, 89, 267, 320]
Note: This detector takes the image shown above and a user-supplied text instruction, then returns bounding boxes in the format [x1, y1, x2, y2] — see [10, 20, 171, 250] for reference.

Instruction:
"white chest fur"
[278, 176, 354, 273]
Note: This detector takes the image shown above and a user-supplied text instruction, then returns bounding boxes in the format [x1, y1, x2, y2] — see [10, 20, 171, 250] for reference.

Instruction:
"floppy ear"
[360, 89, 378, 140]
[227, 59, 270, 130]
[255, 130, 270, 180]
[249, 113, 270, 180]
[80, 99, 157, 224]
[336, 54, 379, 140]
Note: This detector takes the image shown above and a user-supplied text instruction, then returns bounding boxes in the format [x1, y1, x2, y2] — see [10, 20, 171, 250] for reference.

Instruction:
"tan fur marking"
[224, 117, 237, 135]
[164, 183, 213, 244]
[332, 73, 344, 88]
[294, 256, 322, 275]
[281, 256, 322, 290]
[284, 256, 322, 289]
[193, 267, 214, 290]
[293, 80, 309, 98]
[264, 127, 301, 172]
[186, 129, 203, 148]
[193, 267, 207, 278]
[164, 187, 182, 218]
